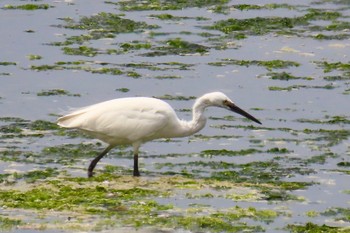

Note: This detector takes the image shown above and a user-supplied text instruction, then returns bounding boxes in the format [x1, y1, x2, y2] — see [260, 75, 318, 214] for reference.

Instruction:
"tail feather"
[57, 111, 86, 128]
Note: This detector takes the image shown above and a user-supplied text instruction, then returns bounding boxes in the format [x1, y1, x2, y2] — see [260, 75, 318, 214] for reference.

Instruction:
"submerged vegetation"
[3, 4, 51, 10]
[0, 111, 349, 231]
[209, 59, 300, 70]
[1, 0, 350, 232]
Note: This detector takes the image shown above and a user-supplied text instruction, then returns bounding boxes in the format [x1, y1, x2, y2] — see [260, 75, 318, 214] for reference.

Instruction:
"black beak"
[226, 102, 262, 125]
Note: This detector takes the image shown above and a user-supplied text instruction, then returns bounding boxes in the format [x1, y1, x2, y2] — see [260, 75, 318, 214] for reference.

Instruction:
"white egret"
[57, 92, 261, 177]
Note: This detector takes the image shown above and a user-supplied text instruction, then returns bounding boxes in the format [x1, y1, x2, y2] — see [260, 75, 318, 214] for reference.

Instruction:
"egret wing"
[57, 97, 175, 144]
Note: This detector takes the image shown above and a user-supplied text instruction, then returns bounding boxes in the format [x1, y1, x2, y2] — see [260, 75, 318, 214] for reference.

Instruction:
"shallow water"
[0, 0, 349, 232]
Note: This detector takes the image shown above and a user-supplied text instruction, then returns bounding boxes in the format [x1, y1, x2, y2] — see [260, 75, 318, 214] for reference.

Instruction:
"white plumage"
[57, 92, 261, 177]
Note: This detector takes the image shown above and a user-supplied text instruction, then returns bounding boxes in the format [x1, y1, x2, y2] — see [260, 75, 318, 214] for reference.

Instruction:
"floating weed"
[208, 16, 299, 35]
[208, 9, 342, 37]
[0, 124, 23, 134]
[261, 72, 313, 81]
[0, 119, 62, 142]
[305, 152, 338, 165]
[0, 62, 16, 66]
[120, 42, 152, 51]
[316, 61, 350, 73]
[190, 134, 242, 142]
[0, 174, 280, 231]
[297, 115, 350, 124]
[200, 148, 261, 157]
[92, 67, 124, 75]
[286, 222, 344, 232]
[322, 207, 350, 222]
[303, 128, 350, 147]
[324, 75, 350, 81]
[52, 12, 158, 49]
[233, 4, 295, 11]
[149, 14, 209, 21]
[29, 120, 60, 131]
[115, 88, 130, 93]
[3, 4, 51, 10]
[120, 62, 162, 71]
[154, 75, 181, 79]
[314, 33, 350, 40]
[63, 46, 98, 57]
[40, 143, 102, 164]
[64, 12, 158, 33]
[0, 216, 21, 231]
[142, 38, 209, 57]
[306, 210, 319, 218]
[337, 161, 350, 167]
[112, 0, 230, 11]
[268, 84, 336, 91]
[27, 54, 42, 60]
[31, 63, 125, 76]
[155, 94, 196, 101]
[209, 59, 300, 71]
[37, 89, 81, 97]
[200, 147, 290, 158]
[30, 60, 190, 76]
[30, 64, 63, 71]
[13, 168, 59, 183]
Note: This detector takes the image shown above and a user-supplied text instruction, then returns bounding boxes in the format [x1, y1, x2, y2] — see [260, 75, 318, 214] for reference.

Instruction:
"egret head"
[199, 92, 262, 125]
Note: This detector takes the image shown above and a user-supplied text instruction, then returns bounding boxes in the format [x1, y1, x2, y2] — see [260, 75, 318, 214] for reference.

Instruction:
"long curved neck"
[177, 98, 207, 137]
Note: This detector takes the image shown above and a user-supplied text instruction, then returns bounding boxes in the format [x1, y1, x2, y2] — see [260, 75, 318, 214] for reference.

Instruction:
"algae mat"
[0, 0, 349, 232]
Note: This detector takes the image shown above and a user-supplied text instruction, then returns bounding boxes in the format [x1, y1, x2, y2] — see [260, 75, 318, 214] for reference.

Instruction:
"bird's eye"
[223, 100, 229, 105]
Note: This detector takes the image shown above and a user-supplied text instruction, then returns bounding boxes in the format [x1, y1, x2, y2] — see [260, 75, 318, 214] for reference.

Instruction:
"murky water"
[0, 0, 349, 232]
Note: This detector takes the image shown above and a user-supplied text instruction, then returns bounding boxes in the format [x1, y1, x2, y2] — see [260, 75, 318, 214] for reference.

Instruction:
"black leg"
[133, 153, 140, 177]
[88, 145, 113, 178]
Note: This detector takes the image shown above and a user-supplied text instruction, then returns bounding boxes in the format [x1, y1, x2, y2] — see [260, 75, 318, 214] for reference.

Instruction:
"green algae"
[0, 119, 62, 142]
[142, 38, 209, 56]
[120, 42, 152, 51]
[3, 4, 51, 10]
[209, 16, 296, 35]
[0, 173, 279, 231]
[155, 94, 196, 101]
[30, 60, 191, 77]
[37, 89, 81, 97]
[322, 207, 350, 223]
[27, 54, 42, 60]
[63, 46, 98, 57]
[316, 61, 350, 73]
[13, 168, 59, 183]
[262, 72, 313, 81]
[30, 63, 125, 76]
[0, 216, 21, 231]
[268, 84, 336, 91]
[286, 222, 344, 232]
[110, 0, 229, 11]
[232, 4, 295, 11]
[0, 124, 22, 134]
[0, 62, 16, 66]
[115, 88, 130, 93]
[297, 115, 350, 124]
[154, 75, 181, 79]
[200, 148, 260, 157]
[1, 2, 349, 232]
[205, 8, 348, 40]
[209, 59, 300, 71]
[64, 12, 158, 33]
[53, 12, 158, 51]
[314, 33, 350, 40]
[149, 14, 209, 21]
[302, 128, 350, 147]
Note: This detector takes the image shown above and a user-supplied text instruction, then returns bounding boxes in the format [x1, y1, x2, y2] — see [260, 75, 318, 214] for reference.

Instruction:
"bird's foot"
[133, 170, 140, 177]
[87, 170, 94, 178]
